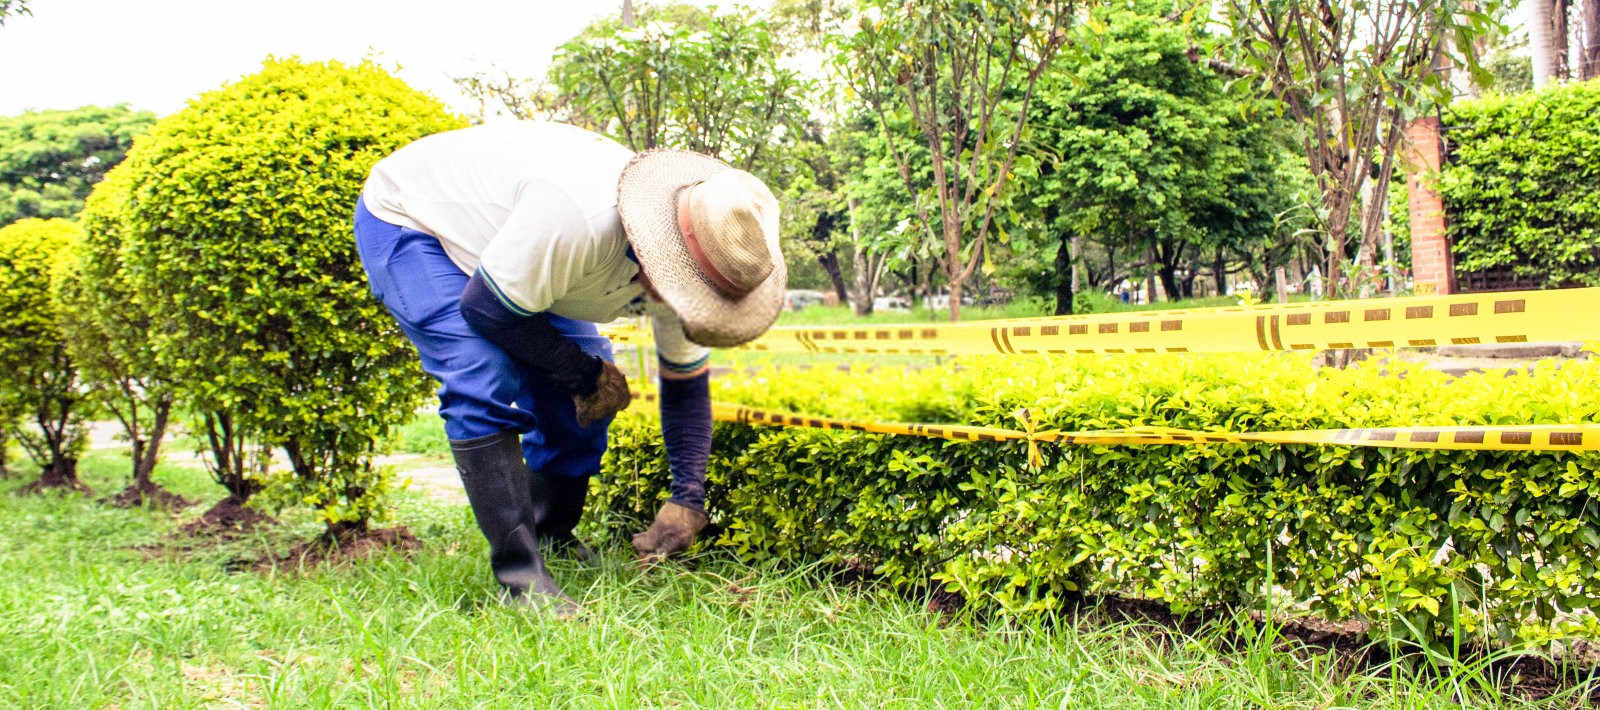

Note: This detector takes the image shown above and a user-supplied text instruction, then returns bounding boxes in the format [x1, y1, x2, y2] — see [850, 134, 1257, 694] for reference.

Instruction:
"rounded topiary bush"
[115, 58, 466, 533]
[0, 217, 87, 490]
[58, 162, 187, 506]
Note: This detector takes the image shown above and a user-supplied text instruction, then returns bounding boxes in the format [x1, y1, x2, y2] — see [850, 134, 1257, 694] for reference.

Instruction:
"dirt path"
[84, 423, 466, 505]
[374, 455, 464, 505]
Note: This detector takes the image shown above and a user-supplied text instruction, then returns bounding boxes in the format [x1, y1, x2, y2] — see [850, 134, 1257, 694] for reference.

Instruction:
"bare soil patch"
[178, 496, 274, 538]
[103, 481, 193, 510]
[251, 525, 422, 573]
[18, 474, 92, 496]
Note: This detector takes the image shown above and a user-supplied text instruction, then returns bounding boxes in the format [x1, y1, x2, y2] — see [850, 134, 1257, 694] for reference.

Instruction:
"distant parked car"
[873, 295, 912, 312]
[785, 289, 824, 311]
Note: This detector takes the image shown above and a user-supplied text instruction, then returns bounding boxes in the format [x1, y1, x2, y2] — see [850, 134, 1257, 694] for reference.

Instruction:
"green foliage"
[1484, 52, 1534, 95]
[1218, 0, 1501, 290]
[56, 162, 176, 486]
[0, 105, 156, 226]
[598, 351, 1600, 647]
[1437, 79, 1600, 287]
[840, 0, 1071, 318]
[0, 0, 29, 26]
[5, 456, 1563, 707]
[548, 7, 808, 174]
[113, 58, 465, 530]
[1020, 8, 1309, 304]
[0, 218, 86, 480]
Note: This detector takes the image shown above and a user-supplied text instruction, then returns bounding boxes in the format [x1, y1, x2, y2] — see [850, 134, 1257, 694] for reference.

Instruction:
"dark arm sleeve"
[659, 368, 712, 511]
[459, 268, 603, 396]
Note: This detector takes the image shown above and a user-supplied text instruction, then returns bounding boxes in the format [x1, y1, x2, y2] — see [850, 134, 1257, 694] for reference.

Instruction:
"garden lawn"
[0, 450, 1584, 708]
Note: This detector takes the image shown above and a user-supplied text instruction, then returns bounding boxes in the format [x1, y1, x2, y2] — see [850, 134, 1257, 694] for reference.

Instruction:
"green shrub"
[597, 351, 1600, 647]
[0, 218, 87, 488]
[1437, 80, 1600, 286]
[115, 58, 466, 533]
[57, 162, 177, 495]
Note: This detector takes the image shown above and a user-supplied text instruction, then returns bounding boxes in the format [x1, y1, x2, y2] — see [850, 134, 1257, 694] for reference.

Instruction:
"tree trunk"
[1532, 0, 1559, 88]
[850, 248, 886, 317]
[1070, 236, 1081, 297]
[1582, 0, 1600, 79]
[0, 428, 8, 479]
[1143, 244, 1157, 304]
[204, 411, 261, 502]
[1212, 248, 1228, 296]
[1105, 243, 1116, 294]
[945, 220, 964, 321]
[1154, 242, 1185, 302]
[816, 251, 850, 307]
[1054, 228, 1074, 315]
[1156, 265, 1180, 303]
[1556, 0, 1572, 79]
[135, 398, 173, 488]
[846, 199, 885, 316]
[38, 458, 78, 486]
[917, 254, 932, 315]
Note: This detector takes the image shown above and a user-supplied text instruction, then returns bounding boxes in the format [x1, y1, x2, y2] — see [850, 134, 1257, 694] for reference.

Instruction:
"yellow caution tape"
[604, 287, 1600, 355]
[627, 394, 1600, 460]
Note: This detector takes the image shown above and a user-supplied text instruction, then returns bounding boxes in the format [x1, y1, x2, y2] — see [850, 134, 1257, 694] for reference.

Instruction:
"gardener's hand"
[574, 361, 632, 427]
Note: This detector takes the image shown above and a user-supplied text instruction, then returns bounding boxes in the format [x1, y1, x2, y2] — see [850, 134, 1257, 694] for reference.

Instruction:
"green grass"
[0, 451, 1585, 707]
[377, 413, 450, 457]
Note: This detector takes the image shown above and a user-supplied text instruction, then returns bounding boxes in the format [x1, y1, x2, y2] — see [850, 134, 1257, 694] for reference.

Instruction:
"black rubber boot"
[538, 472, 597, 564]
[450, 432, 576, 615]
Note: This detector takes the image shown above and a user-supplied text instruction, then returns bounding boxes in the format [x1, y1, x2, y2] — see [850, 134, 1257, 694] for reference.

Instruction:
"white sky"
[0, 0, 1532, 119]
[0, 0, 639, 117]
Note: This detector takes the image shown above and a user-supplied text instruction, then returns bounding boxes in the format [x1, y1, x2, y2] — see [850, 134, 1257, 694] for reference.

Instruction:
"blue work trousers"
[352, 197, 613, 477]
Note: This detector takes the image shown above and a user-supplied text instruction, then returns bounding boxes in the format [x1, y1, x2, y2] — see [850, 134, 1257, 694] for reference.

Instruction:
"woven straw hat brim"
[617, 149, 786, 348]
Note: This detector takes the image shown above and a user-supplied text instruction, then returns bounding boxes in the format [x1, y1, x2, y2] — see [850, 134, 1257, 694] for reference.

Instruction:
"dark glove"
[573, 361, 632, 427]
[631, 500, 708, 561]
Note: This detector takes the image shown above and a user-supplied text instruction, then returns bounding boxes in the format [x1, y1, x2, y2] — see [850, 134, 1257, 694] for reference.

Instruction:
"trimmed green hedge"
[1439, 80, 1600, 286]
[597, 352, 1600, 646]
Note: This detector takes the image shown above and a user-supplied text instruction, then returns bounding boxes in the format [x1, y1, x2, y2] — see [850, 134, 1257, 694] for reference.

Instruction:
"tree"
[1583, 0, 1600, 78]
[1219, 0, 1499, 295]
[841, 0, 1073, 320]
[0, 106, 157, 226]
[56, 162, 185, 507]
[0, 218, 87, 492]
[116, 58, 464, 537]
[1025, 9, 1306, 309]
[547, 7, 808, 174]
[1530, 0, 1560, 87]
[0, 0, 28, 26]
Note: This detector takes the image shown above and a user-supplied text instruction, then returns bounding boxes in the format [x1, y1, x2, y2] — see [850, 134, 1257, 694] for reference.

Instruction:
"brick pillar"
[1403, 116, 1455, 295]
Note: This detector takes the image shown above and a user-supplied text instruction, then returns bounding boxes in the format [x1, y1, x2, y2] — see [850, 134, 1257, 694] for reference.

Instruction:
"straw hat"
[617, 149, 785, 348]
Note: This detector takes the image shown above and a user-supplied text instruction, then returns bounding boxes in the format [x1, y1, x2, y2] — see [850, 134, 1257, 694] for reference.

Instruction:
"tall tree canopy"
[0, 105, 156, 226]
[1024, 8, 1308, 309]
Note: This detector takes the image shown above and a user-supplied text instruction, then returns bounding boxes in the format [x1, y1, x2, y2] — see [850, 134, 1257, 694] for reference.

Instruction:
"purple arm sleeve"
[659, 368, 711, 511]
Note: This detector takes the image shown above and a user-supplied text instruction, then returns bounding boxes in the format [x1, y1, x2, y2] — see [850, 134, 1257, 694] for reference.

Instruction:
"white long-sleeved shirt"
[362, 121, 709, 372]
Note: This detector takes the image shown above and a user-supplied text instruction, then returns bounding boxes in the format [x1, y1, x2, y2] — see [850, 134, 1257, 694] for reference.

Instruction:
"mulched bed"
[103, 482, 193, 510]
[18, 475, 93, 496]
[251, 525, 421, 573]
[177, 496, 275, 538]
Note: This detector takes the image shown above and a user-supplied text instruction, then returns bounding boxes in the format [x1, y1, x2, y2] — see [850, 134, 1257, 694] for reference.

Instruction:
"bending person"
[352, 122, 784, 610]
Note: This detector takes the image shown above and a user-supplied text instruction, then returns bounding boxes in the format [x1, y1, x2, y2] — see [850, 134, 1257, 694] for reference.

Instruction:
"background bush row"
[1391, 79, 1600, 287]
[0, 58, 463, 533]
[596, 352, 1600, 647]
